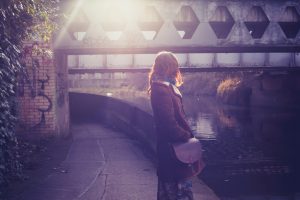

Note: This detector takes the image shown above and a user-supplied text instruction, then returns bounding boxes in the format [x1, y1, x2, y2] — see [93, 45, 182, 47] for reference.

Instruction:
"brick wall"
[17, 41, 69, 137]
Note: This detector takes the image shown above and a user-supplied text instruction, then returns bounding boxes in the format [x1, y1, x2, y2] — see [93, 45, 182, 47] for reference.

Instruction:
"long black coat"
[150, 81, 204, 181]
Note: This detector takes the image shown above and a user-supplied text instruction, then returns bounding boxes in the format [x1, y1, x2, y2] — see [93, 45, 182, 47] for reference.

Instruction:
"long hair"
[148, 51, 183, 93]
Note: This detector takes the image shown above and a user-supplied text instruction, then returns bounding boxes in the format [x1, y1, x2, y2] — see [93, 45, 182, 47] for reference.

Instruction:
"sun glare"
[55, 0, 148, 44]
[96, 0, 145, 40]
[101, 0, 142, 23]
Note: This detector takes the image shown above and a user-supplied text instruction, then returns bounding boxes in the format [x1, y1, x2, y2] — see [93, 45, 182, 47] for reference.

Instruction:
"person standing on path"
[148, 51, 204, 200]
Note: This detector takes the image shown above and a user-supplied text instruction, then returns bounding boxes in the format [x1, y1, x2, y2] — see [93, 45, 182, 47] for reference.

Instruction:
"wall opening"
[244, 6, 269, 39]
[278, 6, 300, 39]
[173, 6, 200, 39]
[209, 6, 235, 39]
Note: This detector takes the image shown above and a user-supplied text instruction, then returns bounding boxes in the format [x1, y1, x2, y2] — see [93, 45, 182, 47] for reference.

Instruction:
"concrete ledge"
[69, 92, 157, 156]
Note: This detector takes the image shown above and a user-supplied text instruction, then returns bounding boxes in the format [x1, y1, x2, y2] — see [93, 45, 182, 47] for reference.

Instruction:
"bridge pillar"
[55, 52, 70, 137]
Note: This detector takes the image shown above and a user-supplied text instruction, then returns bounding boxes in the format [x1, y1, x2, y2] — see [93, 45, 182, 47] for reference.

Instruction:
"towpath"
[10, 123, 219, 200]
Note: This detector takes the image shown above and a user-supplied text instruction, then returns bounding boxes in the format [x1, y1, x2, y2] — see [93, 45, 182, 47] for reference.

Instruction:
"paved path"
[15, 123, 219, 200]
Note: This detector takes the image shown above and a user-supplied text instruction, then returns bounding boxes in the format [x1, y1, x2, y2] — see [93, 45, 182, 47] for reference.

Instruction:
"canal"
[183, 96, 300, 198]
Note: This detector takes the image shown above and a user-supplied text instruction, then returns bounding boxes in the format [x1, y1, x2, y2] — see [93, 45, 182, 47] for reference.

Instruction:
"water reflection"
[183, 96, 300, 198]
[184, 96, 299, 163]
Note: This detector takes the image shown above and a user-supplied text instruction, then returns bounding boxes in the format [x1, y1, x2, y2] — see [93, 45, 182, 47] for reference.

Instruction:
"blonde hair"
[148, 51, 183, 92]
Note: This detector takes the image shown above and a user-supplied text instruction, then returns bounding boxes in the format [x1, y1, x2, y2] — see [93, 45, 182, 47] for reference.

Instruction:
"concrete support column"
[264, 53, 270, 67]
[55, 52, 70, 137]
[239, 53, 243, 67]
[186, 53, 190, 67]
[103, 54, 107, 68]
[132, 54, 135, 68]
[290, 52, 296, 67]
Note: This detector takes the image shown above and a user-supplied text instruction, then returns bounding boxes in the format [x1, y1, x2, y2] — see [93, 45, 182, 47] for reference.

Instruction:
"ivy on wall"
[0, 0, 60, 194]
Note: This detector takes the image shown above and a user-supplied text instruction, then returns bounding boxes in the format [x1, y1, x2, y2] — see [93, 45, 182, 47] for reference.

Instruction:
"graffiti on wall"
[57, 72, 67, 106]
[18, 43, 53, 130]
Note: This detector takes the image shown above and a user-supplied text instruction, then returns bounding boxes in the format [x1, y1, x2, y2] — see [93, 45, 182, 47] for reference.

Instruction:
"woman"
[149, 51, 204, 200]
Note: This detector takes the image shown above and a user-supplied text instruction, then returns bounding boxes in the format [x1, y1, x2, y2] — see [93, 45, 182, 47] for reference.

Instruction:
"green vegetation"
[0, 0, 59, 195]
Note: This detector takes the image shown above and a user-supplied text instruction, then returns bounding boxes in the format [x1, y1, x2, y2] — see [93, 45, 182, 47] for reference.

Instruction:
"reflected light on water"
[192, 114, 217, 140]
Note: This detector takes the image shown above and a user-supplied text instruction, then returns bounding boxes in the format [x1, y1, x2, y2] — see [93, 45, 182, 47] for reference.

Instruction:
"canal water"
[184, 96, 300, 199]
[120, 94, 300, 199]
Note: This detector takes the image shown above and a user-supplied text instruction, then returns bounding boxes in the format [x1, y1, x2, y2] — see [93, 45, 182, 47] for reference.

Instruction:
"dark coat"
[150, 81, 203, 181]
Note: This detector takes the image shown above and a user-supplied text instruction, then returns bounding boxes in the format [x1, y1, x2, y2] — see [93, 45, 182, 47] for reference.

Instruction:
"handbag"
[171, 137, 203, 164]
